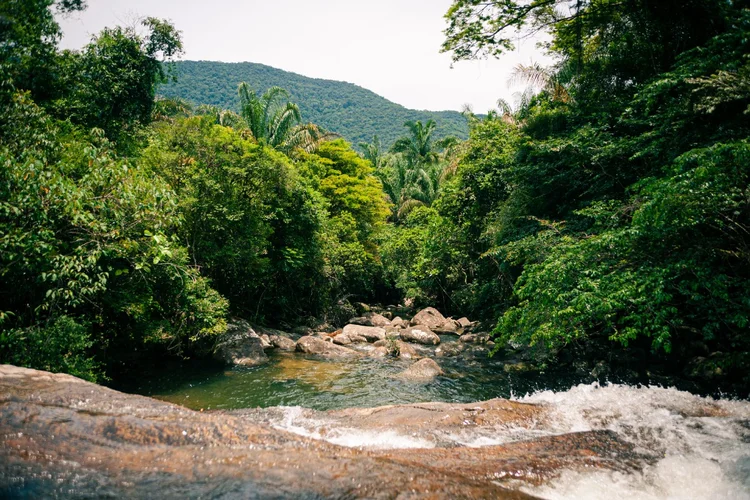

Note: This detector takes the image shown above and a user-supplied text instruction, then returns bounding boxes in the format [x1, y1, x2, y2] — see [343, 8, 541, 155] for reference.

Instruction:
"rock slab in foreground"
[0, 365, 538, 499]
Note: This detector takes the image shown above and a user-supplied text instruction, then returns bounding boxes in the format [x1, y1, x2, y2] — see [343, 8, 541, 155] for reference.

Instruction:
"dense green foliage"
[156, 61, 469, 148]
[0, 2, 390, 381]
[385, 0, 749, 379]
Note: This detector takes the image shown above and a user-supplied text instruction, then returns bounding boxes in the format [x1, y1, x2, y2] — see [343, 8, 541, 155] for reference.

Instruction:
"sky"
[57, 0, 550, 113]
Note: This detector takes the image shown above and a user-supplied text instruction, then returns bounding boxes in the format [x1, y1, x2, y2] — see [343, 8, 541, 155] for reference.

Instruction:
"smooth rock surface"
[401, 325, 441, 345]
[296, 336, 363, 359]
[394, 358, 444, 383]
[410, 307, 448, 329]
[213, 319, 268, 366]
[0, 365, 537, 499]
[342, 323, 386, 342]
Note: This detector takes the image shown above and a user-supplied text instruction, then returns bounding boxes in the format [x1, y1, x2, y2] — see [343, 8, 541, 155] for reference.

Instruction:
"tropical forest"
[1, 1, 749, 498]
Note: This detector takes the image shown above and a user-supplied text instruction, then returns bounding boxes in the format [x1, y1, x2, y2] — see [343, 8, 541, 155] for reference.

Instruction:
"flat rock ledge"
[0, 365, 643, 498]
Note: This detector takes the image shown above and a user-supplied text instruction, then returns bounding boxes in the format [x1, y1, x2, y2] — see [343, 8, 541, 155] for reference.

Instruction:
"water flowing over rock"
[394, 358, 444, 383]
[410, 306, 448, 329]
[342, 323, 386, 342]
[401, 325, 441, 345]
[296, 336, 363, 359]
[212, 319, 268, 366]
[0, 365, 535, 499]
[3, 366, 750, 498]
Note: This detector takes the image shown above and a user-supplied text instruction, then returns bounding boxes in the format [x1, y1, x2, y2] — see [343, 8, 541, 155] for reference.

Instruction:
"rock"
[369, 346, 389, 358]
[292, 325, 313, 336]
[0, 365, 646, 499]
[355, 302, 371, 314]
[269, 335, 297, 351]
[436, 342, 465, 357]
[349, 316, 372, 326]
[332, 331, 367, 345]
[401, 325, 441, 345]
[410, 307, 448, 330]
[459, 334, 478, 343]
[382, 311, 393, 320]
[213, 319, 268, 366]
[394, 358, 444, 383]
[342, 324, 386, 342]
[434, 318, 460, 334]
[373, 339, 387, 347]
[457, 317, 472, 328]
[390, 316, 406, 328]
[385, 326, 401, 339]
[258, 334, 272, 349]
[397, 341, 420, 359]
[296, 336, 363, 359]
[368, 313, 392, 328]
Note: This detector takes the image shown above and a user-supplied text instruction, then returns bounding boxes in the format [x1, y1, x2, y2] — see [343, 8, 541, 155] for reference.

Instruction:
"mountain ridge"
[157, 60, 469, 148]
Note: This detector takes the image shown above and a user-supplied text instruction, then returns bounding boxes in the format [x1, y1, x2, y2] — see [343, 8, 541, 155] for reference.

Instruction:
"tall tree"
[391, 119, 439, 167]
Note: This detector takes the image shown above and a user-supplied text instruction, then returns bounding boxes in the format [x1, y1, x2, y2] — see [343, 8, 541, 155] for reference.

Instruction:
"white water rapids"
[269, 383, 750, 499]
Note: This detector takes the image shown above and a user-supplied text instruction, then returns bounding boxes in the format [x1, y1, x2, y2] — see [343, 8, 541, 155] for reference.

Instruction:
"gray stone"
[213, 319, 268, 366]
[343, 324, 386, 342]
[390, 316, 406, 328]
[401, 325, 440, 345]
[269, 335, 297, 351]
[296, 336, 363, 359]
[394, 358, 444, 383]
[410, 307, 448, 330]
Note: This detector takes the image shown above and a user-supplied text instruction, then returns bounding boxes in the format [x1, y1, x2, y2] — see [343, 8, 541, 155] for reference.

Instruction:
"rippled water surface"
[123, 341, 554, 411]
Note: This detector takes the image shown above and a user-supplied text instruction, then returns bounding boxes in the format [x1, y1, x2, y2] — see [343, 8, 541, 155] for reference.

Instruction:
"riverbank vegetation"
[1, 0, 748, 392]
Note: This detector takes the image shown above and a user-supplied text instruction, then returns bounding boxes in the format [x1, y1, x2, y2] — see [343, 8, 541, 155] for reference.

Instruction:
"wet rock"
[258, 334, 272, 349]
[342, 324, 386, 342]
[394, 358, 444, 383]
[460, 334, 478, 343]
[401, 325, 441, 345]
[390, 316, 407, 328]
[269, 335, 297, 351]
[296, 336, 363, 359]
[369, 346, 389, 358]
[213, 319, 268, 366]
[410, 307, 448, 329]
[397, 341, 420, 359]
[436, 342, 465, 357]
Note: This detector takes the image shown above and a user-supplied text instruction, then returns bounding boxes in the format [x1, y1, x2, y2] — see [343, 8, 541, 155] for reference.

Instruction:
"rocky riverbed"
[3, 364, 750, 498]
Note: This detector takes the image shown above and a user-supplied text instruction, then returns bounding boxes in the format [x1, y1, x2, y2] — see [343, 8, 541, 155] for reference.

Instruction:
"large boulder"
[296, 336, 363, 359]
[410, 307, 448, 330]
[401, 325, 440, 345]
[269, 335, 297, 351]
[213, 319, 268, 366]
[333, 330, 368, 345]
[342, 324, 386, 342]
[394, 358, 444, 383]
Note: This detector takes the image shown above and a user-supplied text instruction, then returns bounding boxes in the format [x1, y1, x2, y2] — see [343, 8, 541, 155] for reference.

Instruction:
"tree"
[51, 18, 182, 145]
[391, 119, 439, 167]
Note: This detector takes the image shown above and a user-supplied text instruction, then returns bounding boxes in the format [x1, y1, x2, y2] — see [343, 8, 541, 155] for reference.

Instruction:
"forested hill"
[157, 60, 468, 147]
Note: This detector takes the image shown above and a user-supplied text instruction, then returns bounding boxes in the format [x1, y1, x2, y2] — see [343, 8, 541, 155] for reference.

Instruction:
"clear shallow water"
[124, 342, 543, 411]
[118, 341, 750, 499]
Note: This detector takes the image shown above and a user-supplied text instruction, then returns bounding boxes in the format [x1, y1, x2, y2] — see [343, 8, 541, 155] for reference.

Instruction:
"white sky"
[57, 0, 550, 113]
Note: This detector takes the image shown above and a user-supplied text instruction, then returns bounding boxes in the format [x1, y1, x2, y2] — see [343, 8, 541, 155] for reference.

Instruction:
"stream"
[113, 334, 750, 499]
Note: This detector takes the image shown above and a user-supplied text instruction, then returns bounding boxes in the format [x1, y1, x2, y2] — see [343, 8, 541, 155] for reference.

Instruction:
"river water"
[124, 339, 750, 499]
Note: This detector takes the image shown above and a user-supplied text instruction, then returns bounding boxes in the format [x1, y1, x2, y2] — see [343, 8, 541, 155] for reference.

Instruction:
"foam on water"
[517, 383, 750, 499]
[270, 383, 750, 498]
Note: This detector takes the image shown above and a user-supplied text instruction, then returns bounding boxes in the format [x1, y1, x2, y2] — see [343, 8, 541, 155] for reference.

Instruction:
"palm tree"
[358, 135, 384, 170]
[238, 82, 302, 148]
[508, 62, 572, 104]
[391, 119, 439, 167]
